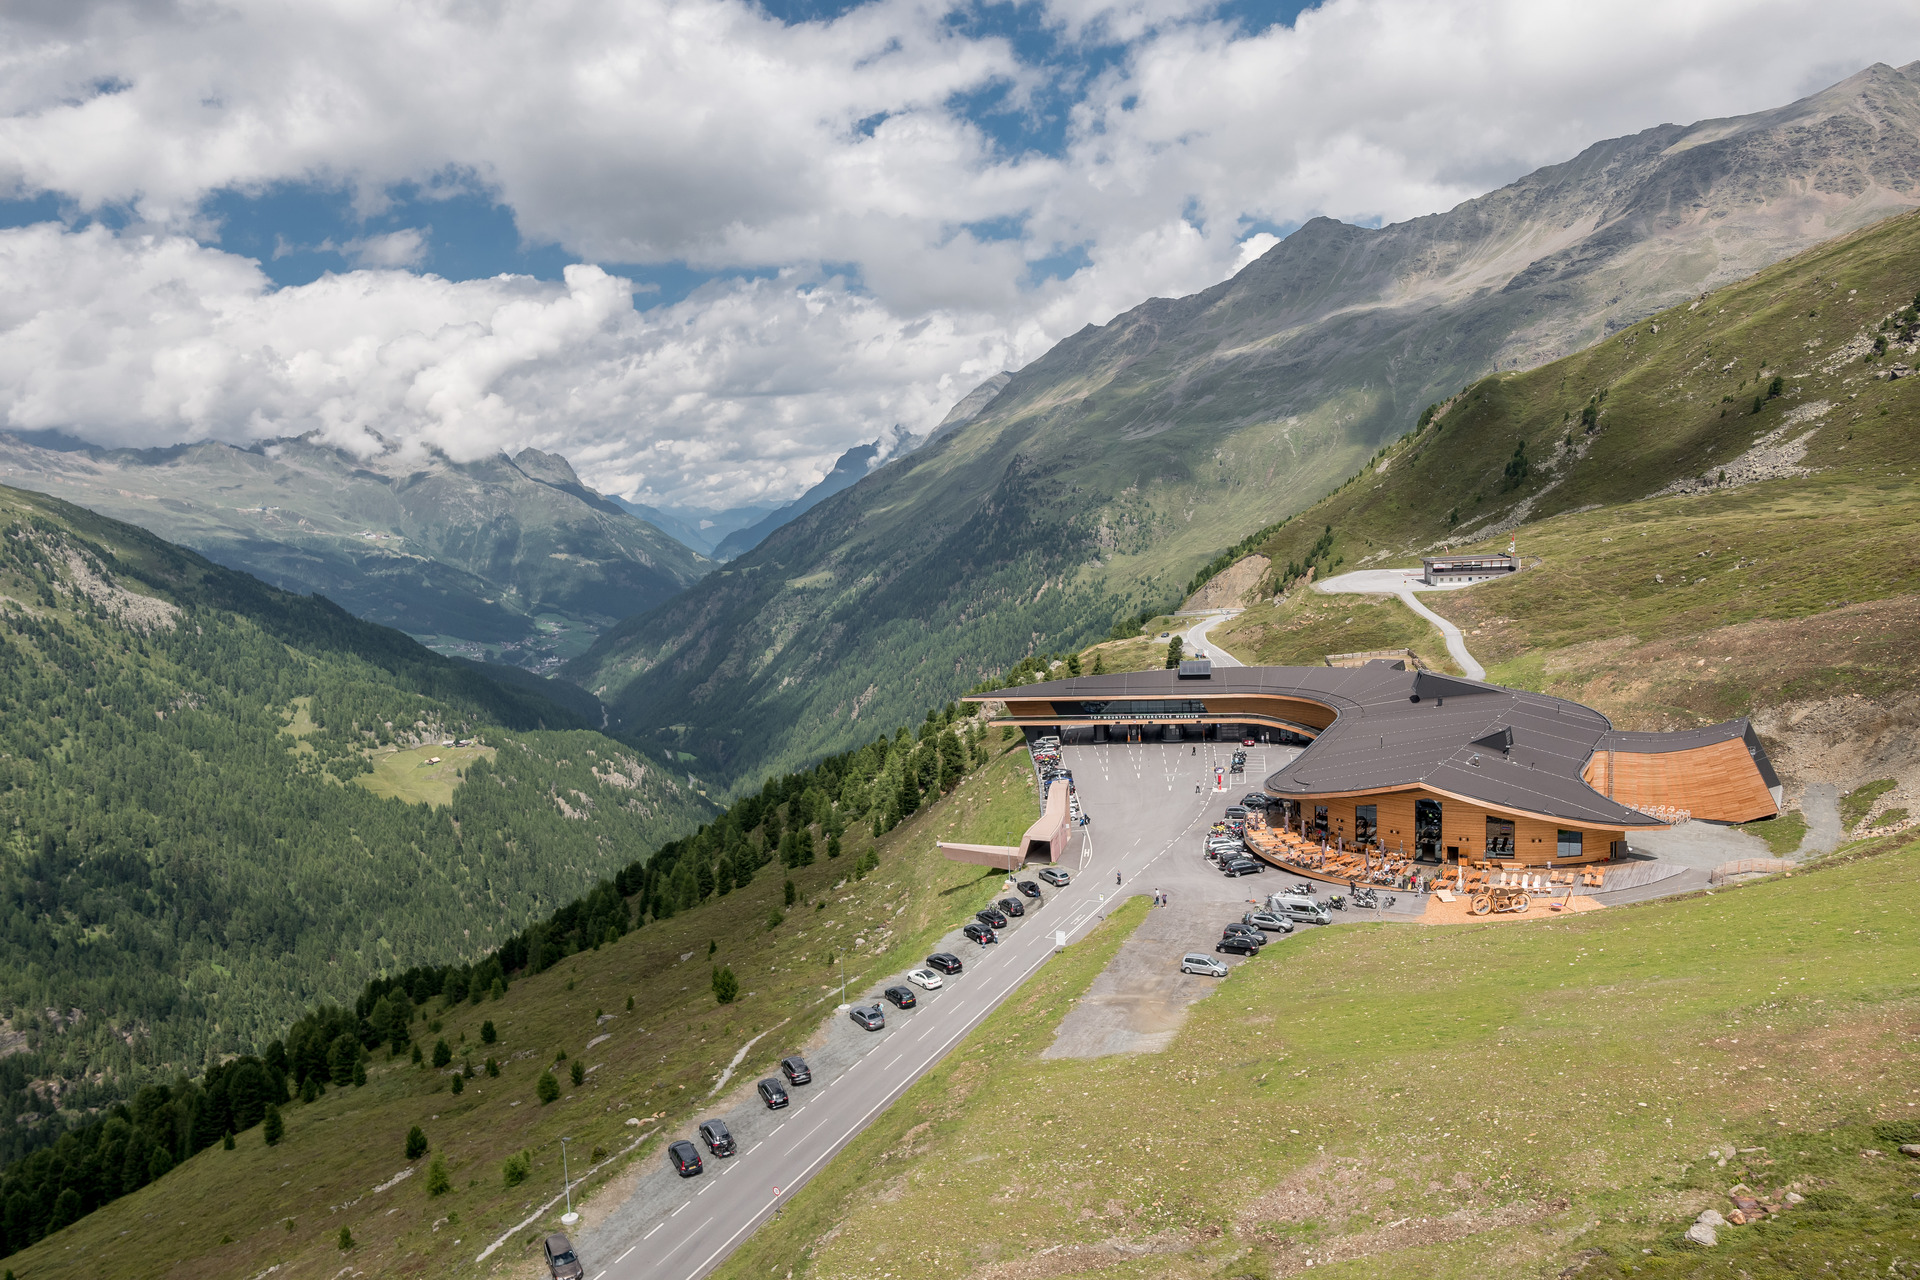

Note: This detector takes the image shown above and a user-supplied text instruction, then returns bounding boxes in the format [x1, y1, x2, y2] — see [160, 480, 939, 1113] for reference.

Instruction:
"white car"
[905, 968, 944, 990]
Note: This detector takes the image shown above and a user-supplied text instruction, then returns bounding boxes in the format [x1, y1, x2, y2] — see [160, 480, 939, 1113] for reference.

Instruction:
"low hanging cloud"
[1, 0, 1917, 505]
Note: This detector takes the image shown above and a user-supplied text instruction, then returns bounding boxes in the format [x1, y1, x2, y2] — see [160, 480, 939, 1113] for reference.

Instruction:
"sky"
[1, 1, 1917, 511]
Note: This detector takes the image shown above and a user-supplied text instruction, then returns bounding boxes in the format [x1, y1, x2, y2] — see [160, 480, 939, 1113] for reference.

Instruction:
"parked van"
[1267, 892, 1331, 925]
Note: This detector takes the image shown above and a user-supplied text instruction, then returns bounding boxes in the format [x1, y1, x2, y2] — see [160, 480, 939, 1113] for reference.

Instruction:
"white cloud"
[0, 0, 1917, 505]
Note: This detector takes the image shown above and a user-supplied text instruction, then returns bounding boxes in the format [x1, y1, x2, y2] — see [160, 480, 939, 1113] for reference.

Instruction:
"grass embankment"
[718, 835, 1920, 1280]
[1214, 588, 1459, 673]
[7, 736, 1045, 1280]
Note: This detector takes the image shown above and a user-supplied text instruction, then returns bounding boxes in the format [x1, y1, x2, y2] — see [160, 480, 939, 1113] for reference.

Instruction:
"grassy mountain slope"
[0, 714, 1046, 1279]
[572, 62, 1920, 790]
[718, 832, 1920, 1280]
[0, 435, 709, 670]
[0, 485, 709, 1164]
[1219, 204, 1920, 747]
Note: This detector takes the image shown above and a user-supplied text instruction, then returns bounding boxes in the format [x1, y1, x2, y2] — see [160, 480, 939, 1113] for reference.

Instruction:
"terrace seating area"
[1245, 820, 1613, 892]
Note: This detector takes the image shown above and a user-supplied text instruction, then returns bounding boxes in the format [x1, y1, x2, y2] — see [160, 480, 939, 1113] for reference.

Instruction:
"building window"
[1485, 816, 1516, 858]
[1557, 829, 1584, 860]
[1312, 806, 1328, 840]
[1354, 804, 1377, 844]
[1414, 799, 1442, 863]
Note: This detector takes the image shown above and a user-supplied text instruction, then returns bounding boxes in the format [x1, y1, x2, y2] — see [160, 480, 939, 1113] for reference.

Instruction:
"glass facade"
[1312, 805, 1328, 840]
[1414, 799, 1442, 862]
[1557, 829, 1584, 860]
[1485, 816, 1516, 858]
[1354, 804, 1377, 844]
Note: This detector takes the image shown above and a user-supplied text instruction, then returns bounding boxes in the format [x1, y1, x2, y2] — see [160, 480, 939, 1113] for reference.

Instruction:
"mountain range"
[0, 433, 709, 670]
[567, 60, 1920, 788]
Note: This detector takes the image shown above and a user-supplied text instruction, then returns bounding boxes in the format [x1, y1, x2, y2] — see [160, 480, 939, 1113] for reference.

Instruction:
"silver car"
[1180, 953, 1229, 977]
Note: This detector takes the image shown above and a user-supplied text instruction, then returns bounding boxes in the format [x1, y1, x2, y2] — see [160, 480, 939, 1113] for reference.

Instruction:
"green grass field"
[355, 743, 496, 808]
[3, 729, 1041, 1280]
[1215, 588, 1460, 673]
[714, 833, 1920, 1279]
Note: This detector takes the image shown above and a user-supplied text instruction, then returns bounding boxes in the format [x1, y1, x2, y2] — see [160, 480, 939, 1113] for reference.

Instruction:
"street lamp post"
[559, 1136, 578, 1225]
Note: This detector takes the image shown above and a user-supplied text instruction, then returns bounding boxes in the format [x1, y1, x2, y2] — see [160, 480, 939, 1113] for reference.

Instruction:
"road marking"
[671, 1202, 689, 1216]
[619, 1245, 639, 1260]
[745, 1141, 762, 1155]
[771, 1122, 784, 1134]
[887, 1052, 904, 1068]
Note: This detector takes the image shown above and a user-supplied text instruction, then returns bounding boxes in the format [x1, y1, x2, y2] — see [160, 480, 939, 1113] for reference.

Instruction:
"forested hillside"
[0, 486, 710, 1169]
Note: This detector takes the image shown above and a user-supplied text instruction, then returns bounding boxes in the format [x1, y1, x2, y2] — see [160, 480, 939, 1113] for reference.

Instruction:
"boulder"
[1695, 1209, 1727, 1228]
[1784, 1191, 1805, 1204]
[1900, 1144, 1920, 1158]
[1726, 1210, 1747, 1226]
[1684, 1222, 1719, 1247]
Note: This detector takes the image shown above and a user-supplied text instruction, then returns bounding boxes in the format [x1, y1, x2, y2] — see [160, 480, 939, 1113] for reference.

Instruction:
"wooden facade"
[1581, 737, 1779, 824]
[1281, 785, 1621, 867]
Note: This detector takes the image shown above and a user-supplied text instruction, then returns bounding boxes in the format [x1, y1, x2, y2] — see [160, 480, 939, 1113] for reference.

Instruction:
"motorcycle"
[1325, 893, 1346, 910]
[1350, 887, 1378, 909]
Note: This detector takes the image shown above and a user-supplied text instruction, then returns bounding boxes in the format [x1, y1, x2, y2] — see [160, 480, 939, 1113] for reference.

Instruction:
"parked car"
[780, 1055, 812, 1085]
[758, 1078, 790, 1108]
[850, 1003, 886, 1030]
[1269, 892, 1332, 925]
[996, 896, 1026, 917]
[1243, 910, 1293, 933]
[1241, 793, 1272, 808]
[668, 1140, 704, 1176]
[1222, 857, 1266, 876]
[1038, 867, 1071, 886]
[1242, 737, 1257, 746]
[976, 907, 1008, 928]
[1016, 880, 1042, 899]
[925, 952, 964, 974]
[1221, 922, 1265, 945]
[883, 985, 917, 1009]
[1215, 935, 1261, 956]
[906, 967, 944, 990]
[1180, 953, 1229, 977]
[698, 1119, 736, 1157]
[962, 922, 998, 944]
[544, 1232, 586, 1280]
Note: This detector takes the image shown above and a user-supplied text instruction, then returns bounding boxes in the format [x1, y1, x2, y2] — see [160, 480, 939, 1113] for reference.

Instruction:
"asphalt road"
[591, 740, 1259, 1280]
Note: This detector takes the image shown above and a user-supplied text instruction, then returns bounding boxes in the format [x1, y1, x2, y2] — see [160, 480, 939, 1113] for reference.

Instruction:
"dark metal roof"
[974, 664, 1666, 828]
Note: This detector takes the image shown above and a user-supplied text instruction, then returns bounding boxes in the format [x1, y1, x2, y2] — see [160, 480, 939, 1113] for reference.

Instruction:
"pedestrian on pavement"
[1115, 870, 1122, 886]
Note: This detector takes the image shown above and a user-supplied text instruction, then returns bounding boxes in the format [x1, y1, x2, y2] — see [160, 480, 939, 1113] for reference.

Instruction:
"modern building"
[961, 662, 1780, 868]
[1421, 553, 1519, 585]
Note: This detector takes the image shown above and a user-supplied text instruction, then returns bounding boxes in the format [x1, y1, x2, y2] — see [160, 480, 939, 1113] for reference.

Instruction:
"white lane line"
[671, 1201, 690, 1216]
[771, 1122, 785, 1134]
[593, 1271, 606, 1279]
[619, 1245, 640, 1260]
[745, 1141, 763, 1155]
[640, 1227, 660, 1243]
[887, 1052, 904, 1068]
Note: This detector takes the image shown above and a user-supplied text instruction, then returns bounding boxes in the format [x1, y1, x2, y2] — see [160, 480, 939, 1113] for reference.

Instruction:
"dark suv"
[962, 922, 997, 944]
[925, 952, 963, 974]
[698, 1119, 736, 1156]
[883, 985, 917, 1009]
[544, 1232, 585, 1280]
[757, 1078, 789, 1109]
[976, 907, 1008, 928]
[1221, 922, 1265, 946]
[996, 897, 1026, 917]
[1215, 934, 1260, 956]
[1016, 880, 1042, 899]
[850, 1003, 886, 1030]
[668, 1140, 704, 1176]
[780, 1055, 812, 1085]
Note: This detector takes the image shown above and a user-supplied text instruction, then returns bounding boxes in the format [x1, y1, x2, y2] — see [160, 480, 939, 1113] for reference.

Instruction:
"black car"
[1038, 867, 1070, 887]
[757, 1078, 790, 1108]
[1016, 880, 1042, 899]
[883, 985, 917, 1009]
[1215, 935, 1260, 956]
[925, 952, 964, 974]
[698, 1119, 736, 1157]
[976, 907, 1008, 928]
[780, 1055, 812, 1085]
[962, 922, 998, 944]
[996, 897, 1025, 917]
[1221, 923, 1265, 945]
[1223, 858, 1265, 876]
[668, 1140, 704, 1176]
[850, 1003, 886, 1030]
[1241, 793, 1272, 809]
